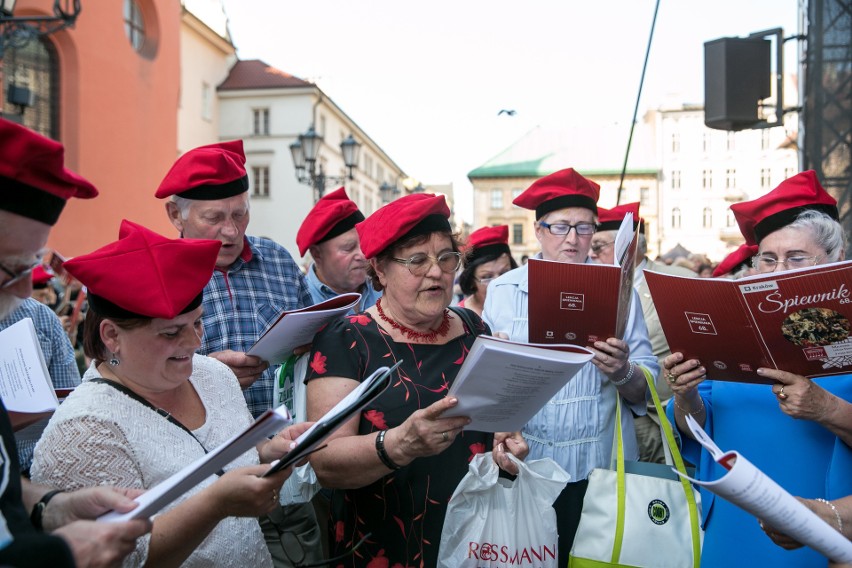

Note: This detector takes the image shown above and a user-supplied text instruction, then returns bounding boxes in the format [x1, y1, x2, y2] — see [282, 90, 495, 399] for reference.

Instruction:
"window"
[251, 166, 270, 198]
[319, 115, 326, 137]
[1, 38, 58, 139]
[726, 210, 735, 227]
[760, 168, 771, 189]
[490, 189, 503, 209]
[702, 207, 713, 228]
[511, 188, 523, 202]
[702, 169, 712, 190]
[671, 170, 681, 190]
[726, 168, 736, 189]
[671, 132, 680, 153]
[726, 132, 735, 151]
[512, 223, 523, 245]
[201, 82, 212, 121]
[785, 167, 795, 179]
[364, 155, 374, 180]
[124, 0, 145, 52]
[640, 186, 649, 207]
[761, 129, 771, 150]
[252, 108, 269, 135]
[671, 207, 681, 229]
[702, 132, 711, 153]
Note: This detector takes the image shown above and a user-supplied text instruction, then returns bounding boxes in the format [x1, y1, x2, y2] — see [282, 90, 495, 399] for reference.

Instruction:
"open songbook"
[442, 336, 594, 431]
[678, 415, 852, 563]
[248, 293, 361, 365]
[100, 361, 398, 522]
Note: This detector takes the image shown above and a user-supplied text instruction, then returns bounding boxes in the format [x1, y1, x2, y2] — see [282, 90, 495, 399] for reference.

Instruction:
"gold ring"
[778, 385, 788, 400]
[666, 372, 677, 384]
[441, 431, 449, 442]
[272, 490, 278, 502]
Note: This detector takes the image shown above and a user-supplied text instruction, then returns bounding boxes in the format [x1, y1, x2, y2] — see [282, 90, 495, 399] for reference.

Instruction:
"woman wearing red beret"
[664, 171, 852, 566]
[305, 194, 528, 567]
[30, 221, 312, 567]
[457, 225, 517, 316]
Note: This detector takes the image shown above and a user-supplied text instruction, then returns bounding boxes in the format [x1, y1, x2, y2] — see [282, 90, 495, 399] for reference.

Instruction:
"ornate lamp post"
[289, 125, 361, 203]
[0, 0, 82, 58]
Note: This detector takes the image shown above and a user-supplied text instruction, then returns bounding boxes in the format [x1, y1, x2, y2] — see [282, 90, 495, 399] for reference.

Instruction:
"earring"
[109, 353, 120, 366]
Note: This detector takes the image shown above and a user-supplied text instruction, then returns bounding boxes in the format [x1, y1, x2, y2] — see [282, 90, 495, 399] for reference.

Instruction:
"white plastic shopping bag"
[438, 453, 569, 568]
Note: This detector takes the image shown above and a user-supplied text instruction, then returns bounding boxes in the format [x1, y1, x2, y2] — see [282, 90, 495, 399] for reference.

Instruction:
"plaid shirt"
[1, 299, 81, 471]
[199, 236, 312, 417]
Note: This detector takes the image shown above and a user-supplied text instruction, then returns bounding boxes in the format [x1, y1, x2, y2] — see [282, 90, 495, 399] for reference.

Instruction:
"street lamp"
[0, 0, 82, 58]
[379, 182, 400, 204]
[289, 125, 361, 202]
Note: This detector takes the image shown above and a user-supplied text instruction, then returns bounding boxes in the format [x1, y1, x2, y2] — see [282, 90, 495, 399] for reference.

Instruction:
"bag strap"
[448, 306, 481, 337]
[611, 367, 701, 568]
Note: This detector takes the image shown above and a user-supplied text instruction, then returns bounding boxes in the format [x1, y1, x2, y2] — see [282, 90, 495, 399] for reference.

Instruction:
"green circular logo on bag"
[648, 499, 670, 525]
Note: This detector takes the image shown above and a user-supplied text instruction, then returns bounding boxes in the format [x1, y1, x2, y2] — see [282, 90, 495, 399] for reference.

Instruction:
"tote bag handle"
[611, 366, 702, 568]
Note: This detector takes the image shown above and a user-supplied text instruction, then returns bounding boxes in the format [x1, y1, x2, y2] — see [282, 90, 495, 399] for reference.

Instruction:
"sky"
[218, 1, 800, 222]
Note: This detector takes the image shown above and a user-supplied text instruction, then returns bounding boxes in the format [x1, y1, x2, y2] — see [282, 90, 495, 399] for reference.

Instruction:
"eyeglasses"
[475, 272, 509, 286]
[590, 241, 615, 254]
[538, 221, 596, 237]
[751, 254, 823, 272]
[0, 254, 45, 290]
[391, 251, 462, 276]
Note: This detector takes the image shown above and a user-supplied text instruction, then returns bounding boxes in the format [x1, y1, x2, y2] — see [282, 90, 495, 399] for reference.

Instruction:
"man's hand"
[53, 519, 150, 568]
[42, 486, 145, 532]
[208, 350, 269, 389]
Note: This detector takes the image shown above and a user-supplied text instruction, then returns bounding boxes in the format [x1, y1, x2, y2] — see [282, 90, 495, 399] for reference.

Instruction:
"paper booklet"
[248, 293, 361, 365]
[679, 415, 852, 563]
[442, 335, 595, 432]
[99, 362, 397, 522]
[0, 318, 63, 431]
[528, 213, 639, 347]
[644, 260, 852, 384]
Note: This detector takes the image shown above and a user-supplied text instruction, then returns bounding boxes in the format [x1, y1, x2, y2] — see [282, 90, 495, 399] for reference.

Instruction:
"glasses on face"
[590, 240, 615, 254]
[0, 254, 45, 290]
[391, 251, 462, 276]
[751, 254, 823, 272]
[538, 221, 596, 237]
[475, 271, 509, 286]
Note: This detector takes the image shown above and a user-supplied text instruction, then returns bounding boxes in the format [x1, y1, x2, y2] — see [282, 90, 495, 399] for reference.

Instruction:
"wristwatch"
[30, 489, 65, 532]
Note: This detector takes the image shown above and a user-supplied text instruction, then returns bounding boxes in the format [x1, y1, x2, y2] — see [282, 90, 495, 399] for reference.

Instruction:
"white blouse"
[31, 354, 272, 568]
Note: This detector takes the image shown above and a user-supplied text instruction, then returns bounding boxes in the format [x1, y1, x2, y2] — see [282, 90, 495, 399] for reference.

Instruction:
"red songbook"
[528, 215, 638, 347]
[644, 261, 852, 383]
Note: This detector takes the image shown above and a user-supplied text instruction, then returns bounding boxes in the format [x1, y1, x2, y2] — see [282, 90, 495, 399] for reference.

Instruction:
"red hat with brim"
[463, 225, 511, 266]
[31, 266, 54, 289]
[513, 168, 600, 219]
[296, 187, 365, 257]
[597, 202, 642, 233]
[0, 119, 98, 226]
[712, 244, 759, 277]
[356, 193, 451, 259]
[730, 170, 838, 245]
[63, 220, 221, 319]
[155, 140, 248, 200]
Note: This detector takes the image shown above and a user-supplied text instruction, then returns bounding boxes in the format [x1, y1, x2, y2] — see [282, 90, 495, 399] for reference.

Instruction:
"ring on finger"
[666, 372, 677, 384]
[778, 385, 788, 400]
[441, 431, 449, 442]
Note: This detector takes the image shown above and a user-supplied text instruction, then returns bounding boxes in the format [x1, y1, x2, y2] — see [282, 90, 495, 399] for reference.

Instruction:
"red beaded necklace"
[375, 297, 451, 342]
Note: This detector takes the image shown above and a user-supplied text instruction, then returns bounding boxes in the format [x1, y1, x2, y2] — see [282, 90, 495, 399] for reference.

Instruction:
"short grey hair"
[170, 194, 251, 220]
[784, 209, 846, 261]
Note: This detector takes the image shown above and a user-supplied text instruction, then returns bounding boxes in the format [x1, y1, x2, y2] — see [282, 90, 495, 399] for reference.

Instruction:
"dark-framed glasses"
[538, 221, 596, 237]
[392, 251, 462, 276]
[751, 254, 822, 272]
[590, 240, 615, 254]
[0, 254, 45, 290]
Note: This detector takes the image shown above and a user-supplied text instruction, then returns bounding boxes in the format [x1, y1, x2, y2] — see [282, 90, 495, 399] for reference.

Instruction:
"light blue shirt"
[305, 263, 382, 313]
[483, 257, 659, 481]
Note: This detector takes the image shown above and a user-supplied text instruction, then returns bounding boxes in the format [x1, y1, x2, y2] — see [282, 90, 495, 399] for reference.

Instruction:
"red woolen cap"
[596, 202, 642, 232]
[463, 225, 511, 266]
[296, 187, 365, 257]
[155, 140, 248, 200]
[730, 170, 838, 244]
[513, 168, 600, 219]
[31, 266, 54, 289]
[63, 220, 221, 319]
[0, 119, 98, 226]
[712, 243, 759, 277]
[356, 193, 451, 259]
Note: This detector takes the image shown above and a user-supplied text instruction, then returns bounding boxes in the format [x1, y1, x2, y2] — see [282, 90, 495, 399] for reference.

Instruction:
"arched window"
[703, 207, 713, 228]
[2, 37, 59, 139]
[124, 0, 146, 52]
[671, 207, 681, 229]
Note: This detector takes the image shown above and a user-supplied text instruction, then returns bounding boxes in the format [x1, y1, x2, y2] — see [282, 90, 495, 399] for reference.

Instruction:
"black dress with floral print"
[306, 309, 493, 568]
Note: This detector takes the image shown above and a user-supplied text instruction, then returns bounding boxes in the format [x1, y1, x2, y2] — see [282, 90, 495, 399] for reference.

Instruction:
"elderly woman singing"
[305, 193, 528, 567]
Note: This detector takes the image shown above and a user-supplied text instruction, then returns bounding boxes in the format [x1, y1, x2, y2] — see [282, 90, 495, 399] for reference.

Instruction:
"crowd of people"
[1, 115, 850, 568]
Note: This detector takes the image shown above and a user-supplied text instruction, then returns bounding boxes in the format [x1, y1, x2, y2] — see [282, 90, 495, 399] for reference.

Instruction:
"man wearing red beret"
[0, 118, 151, 567]
[296, 187, 381, 310]
[157, 140, 322, 566]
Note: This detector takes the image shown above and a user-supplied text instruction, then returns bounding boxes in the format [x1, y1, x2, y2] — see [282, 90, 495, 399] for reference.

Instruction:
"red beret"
[64, 220, 221, 319]
[356, 193, 451, 259]
[155, 140, 248, 200]
[463, 225, 511, 266]
[0, 119, 97, 226]
[712, 244, 759, 277]
[296, 187, 365, 257]
[597, 202, 641, 232]
[31, 266, 54, 288]
[730, 170, 838, 244]
[513, 168, 600, 219]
